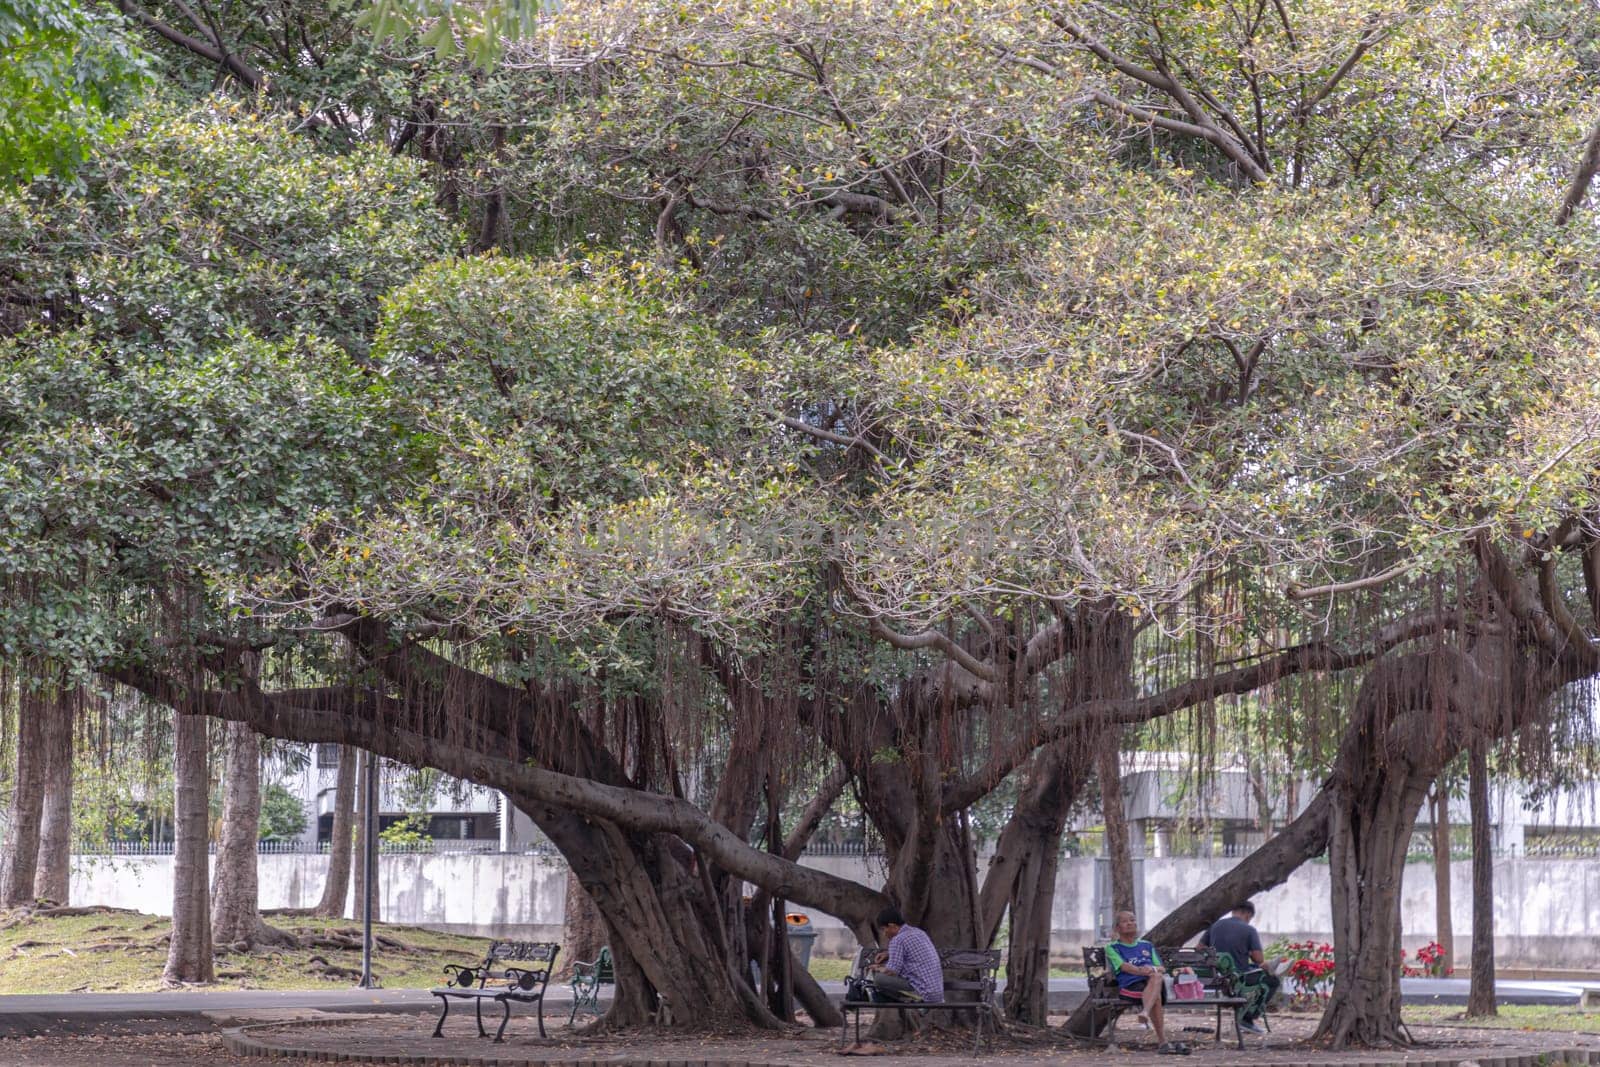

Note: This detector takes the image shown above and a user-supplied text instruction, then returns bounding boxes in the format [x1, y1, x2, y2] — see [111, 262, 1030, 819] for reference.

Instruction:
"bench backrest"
[1082, 945, 1118, 995]
[937, 948, 1001, 1002]
[1156, 945, 1233, 994]
[480, 941, 560, 990]
[593, 946, 614, 982]
[848, 944, 1000, 1000]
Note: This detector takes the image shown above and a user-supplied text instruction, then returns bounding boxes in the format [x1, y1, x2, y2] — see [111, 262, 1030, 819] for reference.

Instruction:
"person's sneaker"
[1239, 1020, 1266, 1034]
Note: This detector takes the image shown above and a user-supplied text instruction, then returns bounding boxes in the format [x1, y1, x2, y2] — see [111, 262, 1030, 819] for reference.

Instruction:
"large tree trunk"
[211, 721, 292, 948]
[1466, 744, 1496, 1016]
[350, 749, 380, 923]
[1313, 647, 1490, 1048]
[983, 610, 1133, 1024]
[1, 681, 48, 908]
[314, 744, 357, 917]
[1317, 763, 1429, 1046]
[1096, 740, 1136, 919]
[1429, 783, 1453, 976]
[165, 712, 214, 984]
[33, 687, 74, 905]
[987, 748, 1078, 1024]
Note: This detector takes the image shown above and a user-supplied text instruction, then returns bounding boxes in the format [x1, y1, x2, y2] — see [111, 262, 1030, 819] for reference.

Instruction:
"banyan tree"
[4, 0, 1600, 1048]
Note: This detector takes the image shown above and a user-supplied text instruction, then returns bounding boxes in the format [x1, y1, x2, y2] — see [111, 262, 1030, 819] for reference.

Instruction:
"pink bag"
[1173, 973, 1205, 1001]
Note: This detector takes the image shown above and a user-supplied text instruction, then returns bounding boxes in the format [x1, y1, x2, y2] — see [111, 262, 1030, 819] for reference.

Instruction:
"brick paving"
[218, 1011, 1600, 1066]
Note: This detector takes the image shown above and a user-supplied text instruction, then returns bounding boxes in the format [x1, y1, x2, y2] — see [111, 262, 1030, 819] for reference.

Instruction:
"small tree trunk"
[1429, 784, 1453, 976]
[1466, 745, 1496, 1016]
[1096, 740, 1136, 919]
[350, 749, 380, 922]
[314, 745, 357, 917]
[33, 687, 74, 904]
[1, 683, 48, 907]
[211, 721, 291, 948]
[165, 713, 214, 984]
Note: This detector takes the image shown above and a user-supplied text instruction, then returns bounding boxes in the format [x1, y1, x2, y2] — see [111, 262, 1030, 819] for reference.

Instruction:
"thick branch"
[783, 763, 849, 861]
[943, 609, 1452, 812]
[1146, 787, 1331, 946]
[117, 1, 266, 92]
[1556, 116, 1600, 227]
[112, 666, 890, 927]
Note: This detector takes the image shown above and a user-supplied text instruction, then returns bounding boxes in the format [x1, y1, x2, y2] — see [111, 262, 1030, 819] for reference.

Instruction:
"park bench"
[432, 940, 560, 1043]
[1081, 944, 1248, 1050]
[567, 945, 615, 1024]
[839, 945, 1001, 1053]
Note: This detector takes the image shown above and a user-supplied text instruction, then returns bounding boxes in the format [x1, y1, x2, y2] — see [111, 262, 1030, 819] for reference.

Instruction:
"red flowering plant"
[1401, 941, 1450, 978]
[1267, 939, 1335, 1009]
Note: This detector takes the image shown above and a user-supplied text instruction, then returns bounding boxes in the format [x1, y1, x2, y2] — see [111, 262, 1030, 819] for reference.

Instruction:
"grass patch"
[0, 906, 492, 993]
[1403, 1004, 1600, 1033]
[807, 957, 853, 983]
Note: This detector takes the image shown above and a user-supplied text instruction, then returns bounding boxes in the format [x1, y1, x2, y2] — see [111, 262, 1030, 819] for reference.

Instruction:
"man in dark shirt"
[1199, 901, 1278, 1031]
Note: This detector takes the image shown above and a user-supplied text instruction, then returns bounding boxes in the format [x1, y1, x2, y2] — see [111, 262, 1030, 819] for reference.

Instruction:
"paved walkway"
[218, 1012, 1600, 1066]
[0, 974, 1585, 1033]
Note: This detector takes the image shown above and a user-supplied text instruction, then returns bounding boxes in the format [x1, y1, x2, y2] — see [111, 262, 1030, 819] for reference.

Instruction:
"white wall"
[68, 851, 1600, 966]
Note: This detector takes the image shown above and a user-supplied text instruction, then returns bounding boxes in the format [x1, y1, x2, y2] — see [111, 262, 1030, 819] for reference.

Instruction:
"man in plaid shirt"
[868, 907, 944, 1003]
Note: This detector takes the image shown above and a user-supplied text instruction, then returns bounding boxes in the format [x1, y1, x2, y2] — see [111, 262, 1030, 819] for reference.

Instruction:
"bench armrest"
[440, 963, 484, 988]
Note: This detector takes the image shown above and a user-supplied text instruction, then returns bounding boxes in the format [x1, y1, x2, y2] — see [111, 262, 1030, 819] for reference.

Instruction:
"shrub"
[1268, 939, 1335, 1009]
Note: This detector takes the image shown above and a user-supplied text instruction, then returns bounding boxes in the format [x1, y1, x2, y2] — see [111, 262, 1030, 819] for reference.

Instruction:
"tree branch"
[1556, 116, 1600, 227]
[942, 608, 1454, 813]
[111, 664, 890, 927]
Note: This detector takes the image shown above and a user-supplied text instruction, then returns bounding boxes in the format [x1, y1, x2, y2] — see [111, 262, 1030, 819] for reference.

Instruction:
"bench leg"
[494, 998, 512, 1043]
[537, 993, 546, 1038]
[432, 997, 449, 1038]
[475, 995, 486, 1038]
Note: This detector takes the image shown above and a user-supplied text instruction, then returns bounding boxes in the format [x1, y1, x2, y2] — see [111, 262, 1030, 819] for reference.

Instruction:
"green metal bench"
[568, 945, 614, 1023]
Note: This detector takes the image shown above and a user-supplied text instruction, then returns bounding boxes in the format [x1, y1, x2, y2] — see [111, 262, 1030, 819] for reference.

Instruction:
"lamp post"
[359, 751, 378, 989]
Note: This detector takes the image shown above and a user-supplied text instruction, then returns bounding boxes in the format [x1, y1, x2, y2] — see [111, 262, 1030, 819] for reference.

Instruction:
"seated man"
[1106, 909, 1188, 1055]
[867, 906, 944, 1004]
[1199, 900, 1280, 1032]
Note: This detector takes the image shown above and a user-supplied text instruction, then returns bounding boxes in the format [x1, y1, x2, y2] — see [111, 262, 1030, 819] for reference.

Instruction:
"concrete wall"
[68, 851, 1600, 967]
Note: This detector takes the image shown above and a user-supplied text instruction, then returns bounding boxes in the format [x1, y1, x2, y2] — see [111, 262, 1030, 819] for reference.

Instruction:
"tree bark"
[1429, 783, 1453, 977]
[1, 682, 48, 908]
[33, 687, 74, 905]
[1313, 647, 1497, 1048]
[211, 721, 292, 948]
[165, 712, 214, 984]
[350, 749, 380, 923]
[314, 744, 357, 917]
[983, 609, 1133, 1024]
[560, 868, 606, 978]
[1466, 744, 1496, 1016]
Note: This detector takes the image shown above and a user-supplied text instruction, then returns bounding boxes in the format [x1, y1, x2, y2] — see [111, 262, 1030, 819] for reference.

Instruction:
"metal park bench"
[839, 945, 1001, 1053]
[1082, 944, 1249, 1050]
[432, 940, 560, 1043]
[567, 945, 614, 1024]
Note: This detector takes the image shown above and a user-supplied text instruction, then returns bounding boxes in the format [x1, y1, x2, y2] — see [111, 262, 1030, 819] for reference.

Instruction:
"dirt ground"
[4, 1010, 1595, 1066]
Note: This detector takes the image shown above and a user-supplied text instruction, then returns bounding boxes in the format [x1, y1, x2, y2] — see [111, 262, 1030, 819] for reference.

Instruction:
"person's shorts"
[1119, 979, 1168, 1003]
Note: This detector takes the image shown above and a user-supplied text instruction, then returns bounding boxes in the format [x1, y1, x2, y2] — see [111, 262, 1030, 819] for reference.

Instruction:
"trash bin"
[785, 912, 817, 970]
